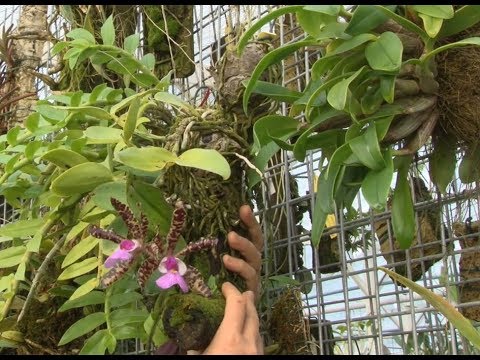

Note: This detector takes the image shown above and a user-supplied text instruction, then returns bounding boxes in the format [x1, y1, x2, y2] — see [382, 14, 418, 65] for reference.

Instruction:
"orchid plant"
[90, 198, 217, 298]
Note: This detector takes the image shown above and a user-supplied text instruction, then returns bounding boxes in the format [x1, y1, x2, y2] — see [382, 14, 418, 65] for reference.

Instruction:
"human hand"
[223, 205, 264, 301]
[202, 282, 263, 355]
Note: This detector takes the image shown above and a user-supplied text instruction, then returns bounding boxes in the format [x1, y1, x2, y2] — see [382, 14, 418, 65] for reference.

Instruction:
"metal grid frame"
[0, 4, 479, 355]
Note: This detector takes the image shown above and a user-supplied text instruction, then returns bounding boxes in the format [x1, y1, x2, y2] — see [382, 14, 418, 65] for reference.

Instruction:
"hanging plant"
[238, 5, 480, 265]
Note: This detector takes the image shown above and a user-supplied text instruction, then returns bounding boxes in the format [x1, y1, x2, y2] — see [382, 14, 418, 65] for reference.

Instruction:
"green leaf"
[243, 39, 319, 114]
[365, 32, 403, 72]
[438, 5, 480, 39]
[176, 148, 231, 180]
[374, 5, 428, 41]
[237, 5, 304, 54]
[127, 180, 172, 234]
[109, 292, 143, 308]
[411, 5, 454, 19]
[60, 106, 113, 120]
[297, 9, 337, 38]
[153, 92, 193, 111]
[66, 28, 95, 44]
[143, 314, 169, 346]
[0, 218, 44, 238]
[78, 329, 109, 355]
[116, 146, 177, 172]
[24, 140, 44, 160]
[245, 80, 302, 104]
[391, 158, 415, 249]
[92, 181, 127, 211]
[124, 33, 140, 54]
[65, 221, 90, 245]
[62, 236, 99, 268]
[123, 97, 140, 143]
[348, 122, 385, 170]
[327, 67, 366, 110]
[51, 163, 113, 197]
[326, 143, 352, 180]
[52, 41, 70, 56]
[140, 53, 155, 72]
[311, 168, 338, 248]
[110, 308, 149, 328]
[6, 126, 20, 146]
[292, 108, 343, 162]
[106, 56, 139, 76]
[89, 83, 108, 104]
[0, 246, 26, 268]
[302, 5, 340, 16]
[84, 126, 122, 144]
[418, 14, 443, 38]
[112, 324, 143, 341]
[41, 148, 88, 169]
[361, 148, 393, 210]
[379, 266, 480, 349]
[311, 56, 341, 81]
[59, 291, 105, 312]
[100, 15, 115, 46]
[68, 278, 99, 301]
[345, 5, 397, 36]
[58, 312, 106, 346]
[328, 33, 377, 56]
[252, 115, 299, 153]
[459, 152, 480, 184]
[380, 75, 396, 104]
[429, 136, 456, 193]
[57, 257, 99, 281]
[421, 37, 480, 63]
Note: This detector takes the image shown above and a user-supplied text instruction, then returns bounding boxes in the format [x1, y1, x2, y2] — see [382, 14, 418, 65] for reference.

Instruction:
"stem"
[339, 6, 352, 20]
[105, 286, 113, 332]
[1, 219, 57, 321]
[0, 158, 31, 185]
[17, 234, 67, 323]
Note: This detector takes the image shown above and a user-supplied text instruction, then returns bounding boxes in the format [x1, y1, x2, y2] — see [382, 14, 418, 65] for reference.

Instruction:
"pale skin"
[190, 205, 264, 355]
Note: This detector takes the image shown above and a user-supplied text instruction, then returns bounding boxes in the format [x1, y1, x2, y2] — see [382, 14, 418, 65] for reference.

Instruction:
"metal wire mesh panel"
[0, 4, 479, 355]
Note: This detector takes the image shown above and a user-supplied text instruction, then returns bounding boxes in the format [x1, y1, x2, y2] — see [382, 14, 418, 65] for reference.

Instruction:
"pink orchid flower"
[155, 256, 188, 292]
[104, 239, 140, 268]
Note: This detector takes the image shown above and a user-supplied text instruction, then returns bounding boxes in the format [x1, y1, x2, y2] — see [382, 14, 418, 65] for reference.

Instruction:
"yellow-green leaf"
[176, 148, 231, 180]
[58, 312, 106, 346]
[379, 267, 480, 349]
[51, 163, 113, 197]
[69, 278, 99, 301]
[58, 257, 99, 281]
[0, 218, 44, 238]
[41, 148, 88, 169]
[62, 236, 99, 268]
[116, 146, 177, 172]
[85, 126, 123, 144]
[0, 246, 26, 268]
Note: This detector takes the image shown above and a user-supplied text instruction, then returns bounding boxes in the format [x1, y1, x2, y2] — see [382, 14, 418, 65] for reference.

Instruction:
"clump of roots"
[436, 23, 480, 151]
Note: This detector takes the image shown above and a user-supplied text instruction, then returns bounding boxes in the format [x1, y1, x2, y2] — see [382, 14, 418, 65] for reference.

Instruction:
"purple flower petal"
[156, 272, 189, 293]
[104, 249, 132, 268]
[120, 239, 136, 251]
[158, 256, 187, 275]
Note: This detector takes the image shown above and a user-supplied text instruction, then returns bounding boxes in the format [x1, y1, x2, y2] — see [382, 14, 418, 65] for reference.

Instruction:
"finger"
[220, 282, 246, 332]
[242, 291, 260, 338]
[227, 232, 262, 272]
[239, 205, 263, 251]
[223, 255, 259, 295]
